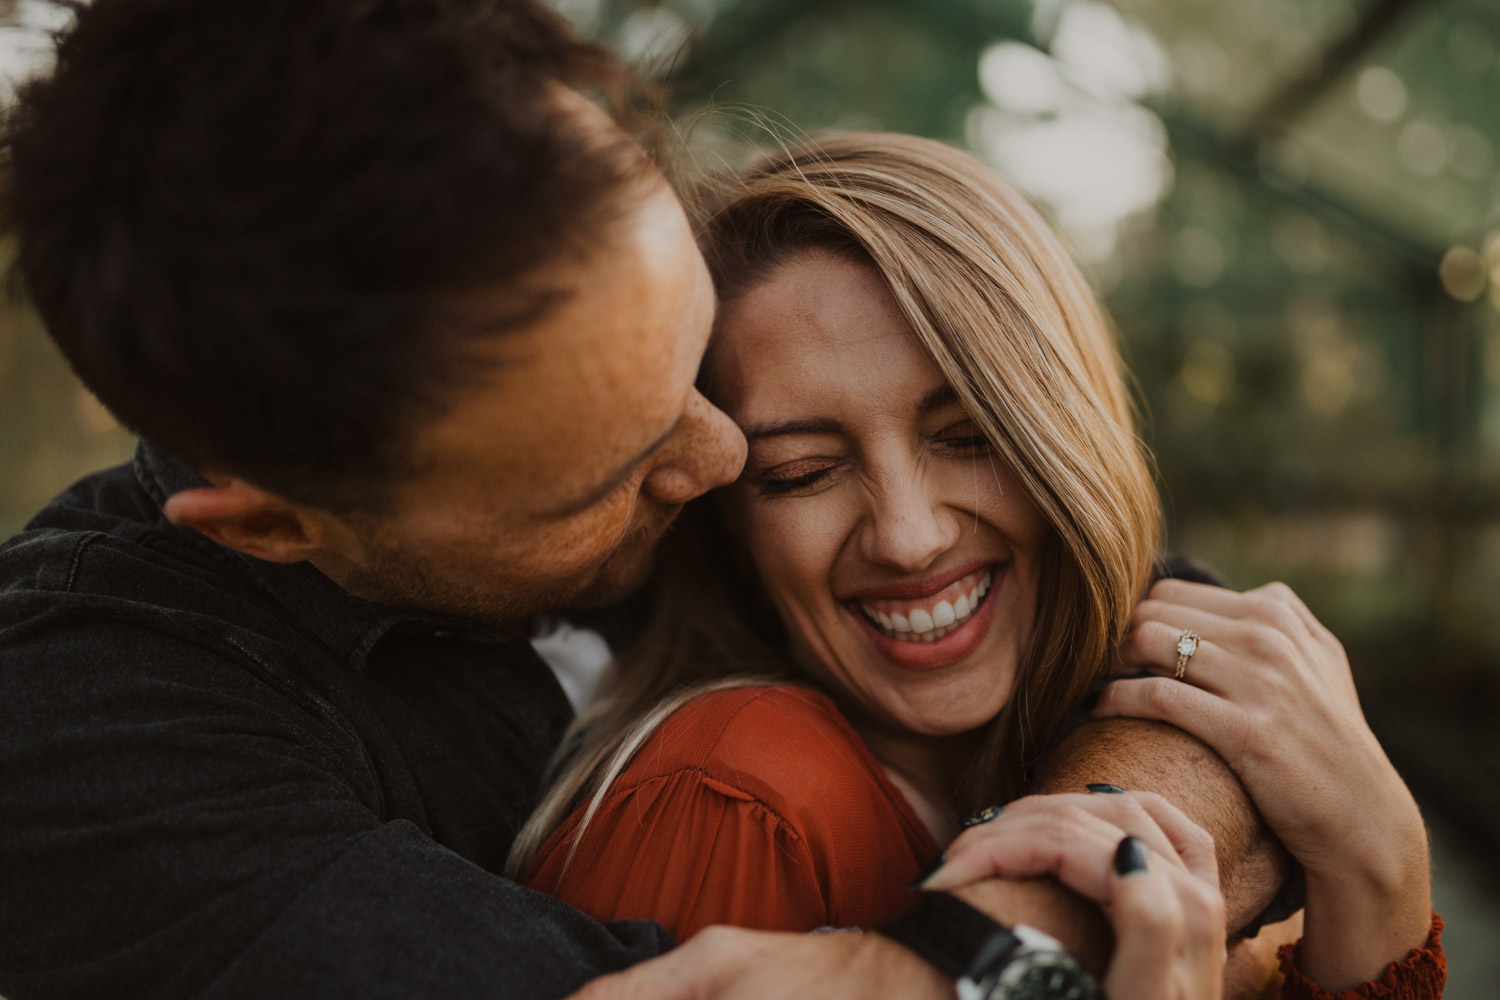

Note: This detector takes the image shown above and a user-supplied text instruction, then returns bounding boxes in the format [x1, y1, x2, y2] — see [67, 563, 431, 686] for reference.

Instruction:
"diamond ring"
[1174, 631, 1200, 680]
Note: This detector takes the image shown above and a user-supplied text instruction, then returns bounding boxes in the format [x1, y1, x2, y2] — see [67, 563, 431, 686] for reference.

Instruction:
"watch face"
[991, 951, 1098, 1000]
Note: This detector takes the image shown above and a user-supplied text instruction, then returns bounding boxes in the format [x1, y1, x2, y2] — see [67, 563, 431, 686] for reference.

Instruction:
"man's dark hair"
[1, 0, 658, 508]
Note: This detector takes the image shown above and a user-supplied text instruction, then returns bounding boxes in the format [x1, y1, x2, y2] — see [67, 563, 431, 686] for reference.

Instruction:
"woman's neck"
[856, 722, 982, 845]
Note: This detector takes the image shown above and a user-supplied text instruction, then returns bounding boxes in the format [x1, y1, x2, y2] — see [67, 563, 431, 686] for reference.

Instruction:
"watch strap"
[876, 890, 1022, 983]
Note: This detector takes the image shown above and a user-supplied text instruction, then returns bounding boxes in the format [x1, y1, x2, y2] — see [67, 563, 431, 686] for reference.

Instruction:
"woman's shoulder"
[639, 684, 872, 790]
[630, 684, 934, 850]
[531, 683, 937, 933]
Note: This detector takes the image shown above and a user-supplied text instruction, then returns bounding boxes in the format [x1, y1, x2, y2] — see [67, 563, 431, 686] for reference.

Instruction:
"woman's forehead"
[710, 253, 936, 413]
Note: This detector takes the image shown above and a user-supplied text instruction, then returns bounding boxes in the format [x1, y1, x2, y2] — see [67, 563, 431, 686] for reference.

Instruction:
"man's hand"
[566, 926, 948, 1000]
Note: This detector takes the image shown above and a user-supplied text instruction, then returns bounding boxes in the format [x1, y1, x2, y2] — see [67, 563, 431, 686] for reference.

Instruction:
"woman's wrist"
[1296, 812, 1433, 990]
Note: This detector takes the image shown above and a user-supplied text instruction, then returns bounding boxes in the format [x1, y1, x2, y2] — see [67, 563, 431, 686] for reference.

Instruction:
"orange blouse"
[525, 685, 939, 940]
[526, 684, 1446, 1000]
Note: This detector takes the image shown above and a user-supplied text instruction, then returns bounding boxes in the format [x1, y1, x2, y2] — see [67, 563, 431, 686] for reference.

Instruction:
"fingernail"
[1086, 783, 1125, 794]
[908, 852, 946, 890]
[1114, 836, 1149, 876]
[960, 805, 1004, 828]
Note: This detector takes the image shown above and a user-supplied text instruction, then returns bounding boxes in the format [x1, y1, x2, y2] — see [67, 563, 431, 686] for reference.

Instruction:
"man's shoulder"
[1, 457, 216, 598]
[0, 461, 343, 717]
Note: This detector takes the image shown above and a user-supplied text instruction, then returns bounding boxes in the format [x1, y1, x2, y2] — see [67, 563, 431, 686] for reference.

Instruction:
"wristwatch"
[877, 891, 1100, 1000]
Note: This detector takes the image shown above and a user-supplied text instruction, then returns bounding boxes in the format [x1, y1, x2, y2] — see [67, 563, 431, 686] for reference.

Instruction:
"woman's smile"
[849, 561, 994, 640]
[843, 561, 1002, 671]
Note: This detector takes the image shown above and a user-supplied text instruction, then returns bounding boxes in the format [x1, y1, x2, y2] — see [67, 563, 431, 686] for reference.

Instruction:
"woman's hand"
[1097, 578, 1431, 988]
[924, 791, 1227, 1000]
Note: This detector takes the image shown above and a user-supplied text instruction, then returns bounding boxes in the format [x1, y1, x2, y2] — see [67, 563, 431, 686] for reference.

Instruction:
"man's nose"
[641, 391, 747, 505]
[860, 471, 957, 573]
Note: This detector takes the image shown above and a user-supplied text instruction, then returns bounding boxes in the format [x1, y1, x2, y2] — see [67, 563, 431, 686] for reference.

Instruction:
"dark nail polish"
[1086, 783, 1125, 794]
[908, 852, 946, 890]
[1114, 836, 1149, 876]
[960, 805, 1004, 828]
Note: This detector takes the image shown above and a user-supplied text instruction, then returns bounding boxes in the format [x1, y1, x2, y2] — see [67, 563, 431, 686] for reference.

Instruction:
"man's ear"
[162, 478, 329, 564]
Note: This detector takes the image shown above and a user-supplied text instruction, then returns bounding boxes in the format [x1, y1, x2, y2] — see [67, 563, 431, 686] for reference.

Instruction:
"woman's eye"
[936, 424, 992, 454]
[755, 465, 836, 496]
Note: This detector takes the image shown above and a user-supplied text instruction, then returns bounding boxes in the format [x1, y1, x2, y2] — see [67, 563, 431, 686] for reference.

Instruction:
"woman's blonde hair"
[509, 131, 1160, 881]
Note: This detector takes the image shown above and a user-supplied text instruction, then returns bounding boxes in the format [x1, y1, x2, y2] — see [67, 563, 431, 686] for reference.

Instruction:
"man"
[0, 1, 1286, 997]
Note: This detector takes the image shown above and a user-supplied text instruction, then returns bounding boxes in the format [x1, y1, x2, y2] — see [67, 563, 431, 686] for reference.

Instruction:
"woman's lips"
[846, 560, 992, 602]
[845, 563, 1007, 671]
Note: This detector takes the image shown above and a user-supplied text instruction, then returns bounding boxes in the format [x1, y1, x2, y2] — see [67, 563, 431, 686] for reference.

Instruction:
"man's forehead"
[412, 178, 710, 499]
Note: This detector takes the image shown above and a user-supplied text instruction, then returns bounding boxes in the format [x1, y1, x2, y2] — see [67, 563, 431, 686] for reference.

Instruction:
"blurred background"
[2, 0, 1497, 990]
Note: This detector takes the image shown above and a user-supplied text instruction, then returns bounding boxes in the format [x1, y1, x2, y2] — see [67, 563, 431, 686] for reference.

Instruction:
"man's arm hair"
[947, 717, 1291, 978]
[1038, 716, 1291, 932]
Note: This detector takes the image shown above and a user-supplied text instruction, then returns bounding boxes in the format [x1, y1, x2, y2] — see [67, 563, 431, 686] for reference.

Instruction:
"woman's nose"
[860, 471, 958, 573]
[641, 390, 748, 506]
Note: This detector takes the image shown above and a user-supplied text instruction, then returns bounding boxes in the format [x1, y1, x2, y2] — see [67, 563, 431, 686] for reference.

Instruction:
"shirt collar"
[131, 439, 501, 671]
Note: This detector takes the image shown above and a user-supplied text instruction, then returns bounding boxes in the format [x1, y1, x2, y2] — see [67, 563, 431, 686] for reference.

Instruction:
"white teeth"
[857, 567, 999, 643]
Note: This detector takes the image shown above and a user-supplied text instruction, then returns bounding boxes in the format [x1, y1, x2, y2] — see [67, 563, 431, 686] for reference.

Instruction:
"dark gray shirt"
[0, 442, 673, 999]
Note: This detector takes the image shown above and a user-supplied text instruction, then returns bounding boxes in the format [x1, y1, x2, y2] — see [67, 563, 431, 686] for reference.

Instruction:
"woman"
[513, 133, 1442, 997]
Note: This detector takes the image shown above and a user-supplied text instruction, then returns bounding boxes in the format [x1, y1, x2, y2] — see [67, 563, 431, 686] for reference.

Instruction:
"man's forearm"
[941, 715, 1289, 985]
[951, 875, 1113, 974]
[1037, 716, 1290, 931]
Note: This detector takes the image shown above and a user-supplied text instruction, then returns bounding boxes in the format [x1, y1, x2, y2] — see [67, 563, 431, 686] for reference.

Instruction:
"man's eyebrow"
[549, 416, 683, 517]
[743, 385, 961, 443]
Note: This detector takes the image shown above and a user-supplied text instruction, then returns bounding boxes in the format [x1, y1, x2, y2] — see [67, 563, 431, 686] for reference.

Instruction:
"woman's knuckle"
[692, 925, 740, 958]
[1006, 793, 1046, 817]
[1114, 798, 1157, 835]
[1184, 822, 1215, 856]
[1142, 678, 1185, 713]
[1267, 602, 1302, 636]
[1136, 597, 1168, 620]
[1187, 880, 1227, 926]
[1051, 802, 1092, 830]
[1242, 623, 1290, 661]
[1133, 896, 1183, 937]
[1147, 579, 1179, 602]
[1131, 790, 1170, 813]
[1245, 594, 1281, 623]
[1262, 580, 1295, 601]
[1205, 888, 1228, 927]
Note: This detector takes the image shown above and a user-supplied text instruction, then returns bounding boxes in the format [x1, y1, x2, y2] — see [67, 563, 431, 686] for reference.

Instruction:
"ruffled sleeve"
[525, 686, 937, 941]
[1279, 913, 1446, 1000]
[528, 764, 828, 939]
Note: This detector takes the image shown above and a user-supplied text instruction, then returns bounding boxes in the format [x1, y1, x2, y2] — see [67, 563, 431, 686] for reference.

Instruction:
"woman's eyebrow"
[741, 417, 842, 442]
[917, 384, 959, 414]
[742, 386, 960, 443]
